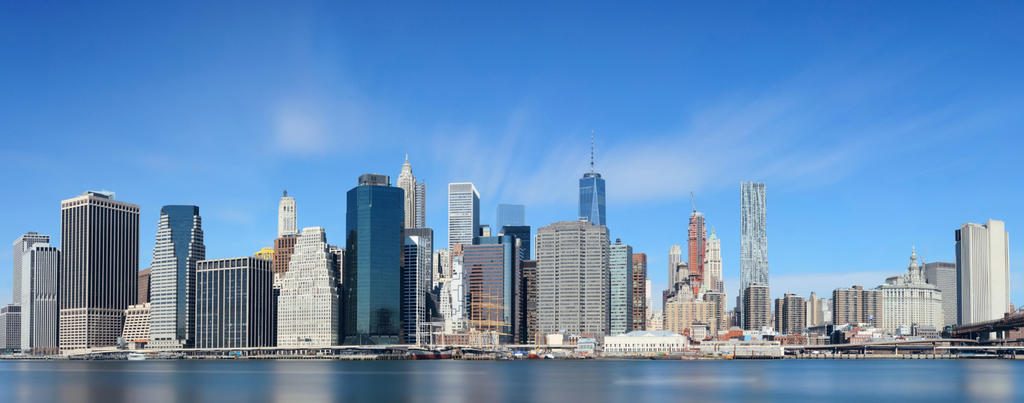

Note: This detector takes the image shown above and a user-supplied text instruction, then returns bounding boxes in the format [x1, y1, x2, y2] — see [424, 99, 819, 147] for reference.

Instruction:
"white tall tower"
[956, 219, 1010, 325]
[398, 155, 418, 229]
[705, 228, 723, 293]
[668, 245, 682, 287]
[447, 183, 480, 250]
[278, 191, 297, 238]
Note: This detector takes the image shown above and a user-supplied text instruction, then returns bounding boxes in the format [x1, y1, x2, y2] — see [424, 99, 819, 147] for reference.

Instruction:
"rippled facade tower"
[740, 182, 768, 328]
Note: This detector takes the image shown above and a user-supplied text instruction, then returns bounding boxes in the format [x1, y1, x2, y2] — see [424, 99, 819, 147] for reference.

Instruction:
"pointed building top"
[283, 189, 288, 197]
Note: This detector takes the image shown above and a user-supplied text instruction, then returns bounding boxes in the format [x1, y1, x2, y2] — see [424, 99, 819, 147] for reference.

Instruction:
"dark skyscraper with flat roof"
[499, 225, 531, 260]
[196, 257, 273, 348]
[579, 133, 606, 226]
[345, 174, 404, 344]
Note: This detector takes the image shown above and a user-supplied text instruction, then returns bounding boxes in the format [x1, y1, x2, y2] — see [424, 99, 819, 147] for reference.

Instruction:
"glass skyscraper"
[149, 205, 205, 349]
[579, 172, 606, 226]
[499, 225, 531, 260]
[609, 239, 633, 335]
[345, 174, 404, 345]
[579, 135, 606, 226]
[496, 203, 525, 231]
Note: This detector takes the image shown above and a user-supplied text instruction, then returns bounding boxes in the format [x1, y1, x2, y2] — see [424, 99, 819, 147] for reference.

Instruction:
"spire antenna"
[590, 130, 596, 173]
[690, 192, 696, 213]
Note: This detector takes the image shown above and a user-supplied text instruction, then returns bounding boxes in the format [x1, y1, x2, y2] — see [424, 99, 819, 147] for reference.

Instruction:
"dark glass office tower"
[579, 135, 606, 226]
[499, 225, 531, 260]
[345, 174, 404, 345]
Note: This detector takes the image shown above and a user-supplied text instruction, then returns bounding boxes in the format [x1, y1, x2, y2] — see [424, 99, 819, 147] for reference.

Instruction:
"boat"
[127, 353, 147, 361]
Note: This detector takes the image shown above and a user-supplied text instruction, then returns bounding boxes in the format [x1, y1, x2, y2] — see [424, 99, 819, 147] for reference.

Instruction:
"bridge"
[946, 312, 1024, 340]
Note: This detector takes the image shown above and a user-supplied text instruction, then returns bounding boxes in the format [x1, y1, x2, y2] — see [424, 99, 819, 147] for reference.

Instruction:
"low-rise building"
[697, 340, 783, 358]
[603, 330, 688, 356]
[121, 303, 151, 345]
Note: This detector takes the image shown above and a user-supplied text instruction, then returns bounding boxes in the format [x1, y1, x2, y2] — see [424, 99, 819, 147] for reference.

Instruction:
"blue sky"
[2, 2, 1023, 309]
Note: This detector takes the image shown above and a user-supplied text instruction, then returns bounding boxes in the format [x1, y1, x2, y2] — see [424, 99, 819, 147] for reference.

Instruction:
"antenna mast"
[590, 130, 595, 173]
[690, 192, 696, 213]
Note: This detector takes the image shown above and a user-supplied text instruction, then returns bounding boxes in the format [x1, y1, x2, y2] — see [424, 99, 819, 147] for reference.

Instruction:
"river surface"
[1, 359, 1022, 402]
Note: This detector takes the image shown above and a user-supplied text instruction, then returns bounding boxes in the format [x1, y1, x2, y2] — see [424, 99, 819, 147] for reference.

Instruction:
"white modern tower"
[20, 242, 59, 354]
[278, 191, 298, 238]
[447, 182, 480, 250]
[956, 219, 1010, 325]
[740, 181, 768, 327]
[149, 206, 205, 349]
[13, 233, 49, 304]
[277, 227, 339, 347]
[667, 245, 682, 287]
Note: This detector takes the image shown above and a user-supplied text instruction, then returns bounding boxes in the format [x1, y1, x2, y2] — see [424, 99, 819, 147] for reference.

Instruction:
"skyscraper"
[520, 259, 539, 344]
[398, 155, 427, 229]
[273, 236, 298, 284]
[631, 253, 647, 331]
[536, 220, 610, 339]
[578, 133, 606, 226]
[463, 235, 519, 340]
[742, 283, 770, 331]
[20, 243, 59, 354]
[807, 291, 821, 327]
[13, 232, 49, 304]
[687, 207, 706, 292]
[499, 225, 531, 260]
[196, 257, 274, 348]
[59, 191, 139, 352]
[401, 228, 433, 344]
[924, 261, 958, 326]
[278, 227, 339, 347]
[705, 229, 723, 293]
[0, 305, 21, 352]
[149, 205, 205, 349]
[609, 239, 633, 335]
[345, 174, 404, 345]
[956, 219, 1010, 325]
[496, 204, 526, 231]
[278, 190, 297, 238]
[740, 181, 768, 327]
[448, 182, 480, 250]
[440, 251, 466, 333]
[138, 268, 151, 304]
[667, 245, 682, 287]
[274, 192, 299, 285]
[415, 182, 426, 228]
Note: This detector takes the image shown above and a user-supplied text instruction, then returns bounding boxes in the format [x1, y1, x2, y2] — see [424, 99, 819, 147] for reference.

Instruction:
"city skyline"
[2, 3, 1024, 310]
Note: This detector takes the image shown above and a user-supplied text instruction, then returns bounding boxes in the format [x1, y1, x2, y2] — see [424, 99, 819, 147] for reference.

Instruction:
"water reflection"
[0, 359, 1021, 402]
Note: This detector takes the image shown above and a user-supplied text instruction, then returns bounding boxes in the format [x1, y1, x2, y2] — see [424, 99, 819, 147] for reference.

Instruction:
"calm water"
[1, 359, 1022, 402]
